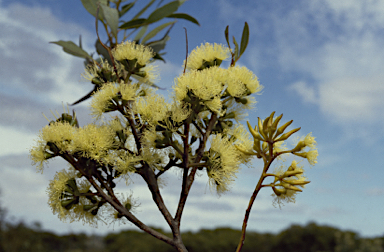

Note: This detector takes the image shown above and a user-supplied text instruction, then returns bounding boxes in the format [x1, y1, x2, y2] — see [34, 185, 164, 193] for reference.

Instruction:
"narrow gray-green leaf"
[167, 13, 199, 26]
[100, 4, 119, 37]
[134, 25, 148, 42]
[178, 0, 186, 6]
[50, 40, 91, 59]
[224, 26, 230, 48]
[80, 0, 107, 20]
[232, 36, 239, 61]
[119, 2, 135, 17]
[120, 18, 147, 29]
[147, 35, 170, 53]
[239, 22, 249, 57]
[146, 1, 179, 24]
[141, 21, 175, 44]
[133, 0, 155, 19]
[95, 39, 112, 64]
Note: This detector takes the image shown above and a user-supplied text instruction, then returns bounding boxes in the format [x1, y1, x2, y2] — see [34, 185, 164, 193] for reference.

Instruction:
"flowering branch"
[29, 6, 318, 251]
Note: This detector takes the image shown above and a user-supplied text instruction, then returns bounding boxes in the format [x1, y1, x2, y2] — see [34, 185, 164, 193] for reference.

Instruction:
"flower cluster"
[271, 160, 310, 207]
[111, 41, 154, 66]
[174, 43, 262, 117]
[236, 112, 318, 205]
[184, 42, 231, 70]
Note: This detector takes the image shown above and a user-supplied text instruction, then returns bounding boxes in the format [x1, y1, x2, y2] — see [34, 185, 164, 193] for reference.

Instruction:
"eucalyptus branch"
[31, 12, 318, 251]
[88, 173, 175, 246]
[192, 120, 204, 135]
[236, 142, 278, 252]
[95, 5, 117, 72]
[117, 105, 142, 153]
[59, 152, 172, 244]
[137, 163, 175, 229]
[175, 113, 218, 223]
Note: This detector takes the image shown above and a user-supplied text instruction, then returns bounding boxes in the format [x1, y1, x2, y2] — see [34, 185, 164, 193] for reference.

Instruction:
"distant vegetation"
[1, 191, 382, 252]
[1, 219, 383, 252]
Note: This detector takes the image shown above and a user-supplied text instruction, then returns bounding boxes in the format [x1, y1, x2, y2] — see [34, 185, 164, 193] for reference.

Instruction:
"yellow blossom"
[40, 122, 76, 152]
[81, 58, 116, 84]
[228, 124, 254, 165]
[185, 42, 231, 70]
[132, 64, 160, 84]
[134, 93, 169, 125]
[90, 81, 138, 119]
[292, 133, 318, 165]
[174, 67, 225, 114]
[206, 134, 241, 194]
[306, 150, 318, 165]
[227, 66, 262, 97]
[112, 41, 154, 66]
[30, 140, 50, 172]
[47, 168, 99, 226]
[304, 133, 316, 149]
[271, 161, 310, 208]
[71, 124, 117, 161]
[109, 193, 139, 225]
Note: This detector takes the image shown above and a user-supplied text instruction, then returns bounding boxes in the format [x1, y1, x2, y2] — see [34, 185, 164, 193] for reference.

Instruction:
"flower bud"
[283, 170, 303, 178]
[274, 120, 293, 138]
[83, 204, 97, 212]
[281, 183, 303, 192]
[288, 180, 310, 186]
[291, 140, 306, 153]
[247, 121, 263, 141]
[272, 186, 286, 196]
[275, 127, 301, 142]
[61, 198, 78, 210]
[125, 202, 132, 211]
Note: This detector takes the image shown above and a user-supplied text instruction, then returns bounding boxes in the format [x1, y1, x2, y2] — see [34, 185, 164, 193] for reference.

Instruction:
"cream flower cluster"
[47, 168, 99, 226]
[174, 65, 262, 115]
[185, 42, 231, 70]
[112, 41, 154, 66]
[271, 160, 310, 207]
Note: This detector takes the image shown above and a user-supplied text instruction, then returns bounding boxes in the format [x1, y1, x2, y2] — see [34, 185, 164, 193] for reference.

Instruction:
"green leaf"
[167, 13, 200, 26]
[95, 39, 112, 64]
[133, 0, 156, 20]
[152, 52, 166, 62]
[119, 1, 135, 17]
[147, 35, 170, 53]
[232, 36, 239, 61]
[146, 1, 179, 24]
[120, 18, 147, 29]
[224, 26, 230, 49]
[50, 40, 92, 59]
[239, 22, 249, 57]
[141, 21, 175, 44]
[134, 25, 148, 42]
[100, 4, 119, 37]
[80, 0, 107, 20]
[178, 0, 186, 6]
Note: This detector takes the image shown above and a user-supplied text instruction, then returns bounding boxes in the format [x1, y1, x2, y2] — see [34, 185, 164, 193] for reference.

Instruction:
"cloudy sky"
[1, 0, 384, 238]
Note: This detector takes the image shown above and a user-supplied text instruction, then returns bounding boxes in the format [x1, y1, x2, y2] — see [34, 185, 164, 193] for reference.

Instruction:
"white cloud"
[263, 1, 384, 141]
[0, 2, 93, 104]
[289, 81, 317, 104]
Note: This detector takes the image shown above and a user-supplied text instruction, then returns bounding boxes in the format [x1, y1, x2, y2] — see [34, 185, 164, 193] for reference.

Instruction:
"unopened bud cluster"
[236, 111, 318, 205]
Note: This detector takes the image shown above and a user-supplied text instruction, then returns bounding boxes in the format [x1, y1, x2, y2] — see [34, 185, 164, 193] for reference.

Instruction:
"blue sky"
[0, 0, 384, 238]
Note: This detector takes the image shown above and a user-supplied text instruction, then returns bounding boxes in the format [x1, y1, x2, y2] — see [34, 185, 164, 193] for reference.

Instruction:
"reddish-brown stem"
[175, 113, 218, 223]
[60, 153, 175, 246]
[235, 174, 266, 252]
[236, 145, 276, 252]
